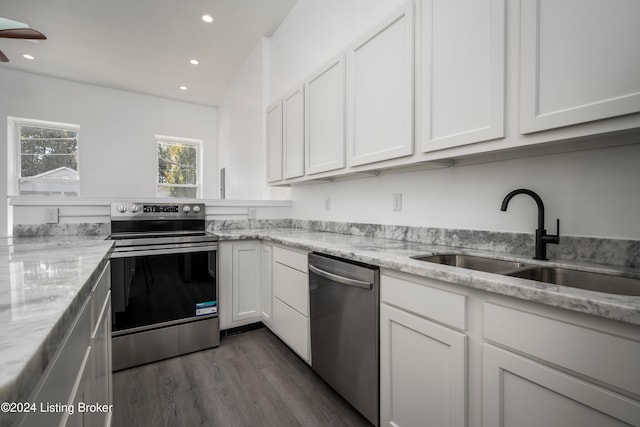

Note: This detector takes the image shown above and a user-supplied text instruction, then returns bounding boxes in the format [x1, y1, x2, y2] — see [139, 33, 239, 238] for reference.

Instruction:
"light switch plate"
[45, 208, 59, 224]
[324, 197, 331, 211]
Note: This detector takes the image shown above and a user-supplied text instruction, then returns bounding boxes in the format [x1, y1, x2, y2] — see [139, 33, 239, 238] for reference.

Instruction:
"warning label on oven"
[196, 301, 217, 316]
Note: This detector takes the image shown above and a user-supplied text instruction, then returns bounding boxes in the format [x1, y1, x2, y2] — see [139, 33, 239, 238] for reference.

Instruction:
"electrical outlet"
[45, 208, 59, 224]
[247, 208, 257, 220]
[324, 196, 331, 211]
[393, 193, 402, 211]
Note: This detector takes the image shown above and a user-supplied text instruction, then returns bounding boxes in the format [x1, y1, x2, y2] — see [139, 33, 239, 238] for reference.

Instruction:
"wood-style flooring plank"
[112, 327, 373, 427]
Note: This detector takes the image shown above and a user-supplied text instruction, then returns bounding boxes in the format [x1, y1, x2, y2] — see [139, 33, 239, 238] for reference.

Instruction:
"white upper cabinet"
[520, 0, 640, 133]
[419, 0, 505, 151]
[266, 101, 283, 183]
[305, 54, 346, 175]
[283, 85, 305, 179]
[346, 2, 414, 167]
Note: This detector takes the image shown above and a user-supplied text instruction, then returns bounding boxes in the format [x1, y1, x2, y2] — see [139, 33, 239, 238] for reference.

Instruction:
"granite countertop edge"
[216, 228, 640, 326]
[0, 238, 114, 412]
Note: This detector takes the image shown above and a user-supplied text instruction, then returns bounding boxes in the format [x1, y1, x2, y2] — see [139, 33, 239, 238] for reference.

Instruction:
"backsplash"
[13, 219, 639, 269]
[209, 219, 640, 269]
[12, 223, 111, 238]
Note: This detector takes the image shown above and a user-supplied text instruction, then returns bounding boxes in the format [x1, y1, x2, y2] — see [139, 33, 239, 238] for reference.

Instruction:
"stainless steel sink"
[507, 266, 640, 296]
[411, 254, 528, 274]
[412, 253, 640, 296]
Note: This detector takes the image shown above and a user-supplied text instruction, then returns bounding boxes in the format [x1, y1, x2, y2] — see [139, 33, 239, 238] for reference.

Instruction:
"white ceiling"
[0, 0, 297, 106]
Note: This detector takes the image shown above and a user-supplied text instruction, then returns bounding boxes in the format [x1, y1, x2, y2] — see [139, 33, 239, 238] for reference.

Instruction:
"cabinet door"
[419, 0, 505, 151]
[520, 0, 640, 133]
[283, 85, 305, 179]
[347, 2, 414, 167]
[266, 100, 283, 182]
[483, 344, 640, 426]
[231, 241, 262, 322]
[380, 303, 466, 427]
[305, 54, 346, 175]
[261, 244, 273, 326]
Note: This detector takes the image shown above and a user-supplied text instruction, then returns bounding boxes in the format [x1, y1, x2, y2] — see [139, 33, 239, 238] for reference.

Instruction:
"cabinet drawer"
[273, 246, 308, 273]
[484, 302, 640, 396]
[381, 274, 466, 330]
[273, 261, 309, 316]
[273, 297, 310, 362]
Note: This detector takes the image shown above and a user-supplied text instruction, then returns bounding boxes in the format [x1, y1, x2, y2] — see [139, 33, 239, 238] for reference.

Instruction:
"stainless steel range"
[109, 202, 219, 371]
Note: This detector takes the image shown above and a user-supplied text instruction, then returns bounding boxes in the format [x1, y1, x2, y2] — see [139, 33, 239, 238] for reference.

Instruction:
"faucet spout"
[501, 189, 545, 230]
[500, 188, 559, 261]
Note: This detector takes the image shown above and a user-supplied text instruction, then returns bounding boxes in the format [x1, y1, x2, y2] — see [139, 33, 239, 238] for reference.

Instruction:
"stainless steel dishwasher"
[308, 253, 379, 426]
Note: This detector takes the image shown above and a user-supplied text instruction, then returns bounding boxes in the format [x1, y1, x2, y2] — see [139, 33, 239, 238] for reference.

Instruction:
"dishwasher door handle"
[308, 264, 373, 290]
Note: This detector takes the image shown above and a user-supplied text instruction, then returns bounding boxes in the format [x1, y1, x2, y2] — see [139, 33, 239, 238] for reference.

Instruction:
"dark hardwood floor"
[112, 327, 373, 427]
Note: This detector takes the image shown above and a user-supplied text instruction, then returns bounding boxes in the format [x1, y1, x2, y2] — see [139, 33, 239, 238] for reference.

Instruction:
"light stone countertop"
[216, 228, 640, 326]
[0, 237, 113, 409]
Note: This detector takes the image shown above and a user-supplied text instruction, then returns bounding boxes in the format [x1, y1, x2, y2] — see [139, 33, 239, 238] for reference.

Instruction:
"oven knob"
[117, 204, 127, 213]
[192, 206, 201, 213]
[131, 205, 139, 212]
[183, 205, 191, 213]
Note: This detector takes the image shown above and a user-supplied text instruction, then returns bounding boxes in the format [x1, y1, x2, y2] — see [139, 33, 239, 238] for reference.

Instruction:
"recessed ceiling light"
[202, 14, 213, 23]
[179, 86, 188, 91]
[23, 54, 35, 60]
[190, 59, 199, 65]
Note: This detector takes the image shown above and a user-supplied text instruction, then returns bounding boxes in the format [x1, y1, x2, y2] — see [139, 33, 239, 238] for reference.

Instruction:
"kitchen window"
[156, 135, 202, 198]
[9, 117, 80, 196]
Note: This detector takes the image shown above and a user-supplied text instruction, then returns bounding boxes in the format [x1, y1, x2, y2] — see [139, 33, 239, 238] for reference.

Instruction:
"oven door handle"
[110, 244, 218, 258]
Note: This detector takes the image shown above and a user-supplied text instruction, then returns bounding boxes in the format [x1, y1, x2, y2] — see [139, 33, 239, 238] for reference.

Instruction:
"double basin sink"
[411, 254, 640, 296]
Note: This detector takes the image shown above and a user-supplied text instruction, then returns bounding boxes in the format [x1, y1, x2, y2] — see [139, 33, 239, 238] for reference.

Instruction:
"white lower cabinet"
[18, 262, 112, 427]
[380, 272, 467, 426]
[483, 302, 640, 426]
[218, 241, 263, 329]
[380, 303, 466, 427]
[271, 245, 310, 363]
[381, 270, 640, 427]
[483, 344, 639, 427]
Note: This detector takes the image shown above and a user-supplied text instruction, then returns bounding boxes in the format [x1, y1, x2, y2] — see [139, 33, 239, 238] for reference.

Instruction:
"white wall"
[218, 37, 290, 200]
[290, 144, 640, 240]
[268, 0, 640, 241]
[1, 68, 218, 235]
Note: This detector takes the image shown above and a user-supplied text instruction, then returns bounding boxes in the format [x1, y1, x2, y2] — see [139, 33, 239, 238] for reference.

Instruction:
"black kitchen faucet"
[501, 189, 560, 260]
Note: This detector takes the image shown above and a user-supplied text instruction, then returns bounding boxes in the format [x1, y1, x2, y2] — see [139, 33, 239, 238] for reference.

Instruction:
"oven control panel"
[111, 202, 206, 220]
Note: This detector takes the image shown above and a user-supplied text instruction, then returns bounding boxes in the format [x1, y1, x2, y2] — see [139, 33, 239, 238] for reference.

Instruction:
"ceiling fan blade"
[0, 28, 46, 39]
[0, 49, 8, 62]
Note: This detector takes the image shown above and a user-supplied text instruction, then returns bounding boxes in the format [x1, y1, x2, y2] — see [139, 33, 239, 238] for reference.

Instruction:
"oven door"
[110, 244, 217, 334]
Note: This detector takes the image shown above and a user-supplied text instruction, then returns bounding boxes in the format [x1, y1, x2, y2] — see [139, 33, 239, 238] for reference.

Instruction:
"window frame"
[8, 116, 81, 197]
[155, 135, 203, 199]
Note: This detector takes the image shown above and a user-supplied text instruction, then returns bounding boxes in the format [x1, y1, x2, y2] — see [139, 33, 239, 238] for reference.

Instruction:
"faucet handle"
[552, 218, 560, 243]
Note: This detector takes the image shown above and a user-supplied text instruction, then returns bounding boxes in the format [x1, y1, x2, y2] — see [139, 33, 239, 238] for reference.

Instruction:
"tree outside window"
[156, 137, 201, 198]
[15, 120, 80, 196]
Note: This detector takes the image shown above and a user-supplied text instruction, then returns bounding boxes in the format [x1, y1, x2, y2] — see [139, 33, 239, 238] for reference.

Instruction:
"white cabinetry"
[218, 241, 262, 329]
[266, 101, 283, 183]
[483, 303, 640, 426]
[346, 2, 414, 167]
[305, 54, 346, 175]
[520, 0, 640, 133]
[380, 273, 467, 427]
[271, 245, 310, 363]
[283, 85, 305, 179]
[260, 244, 273, 326]
[18, 262, 112, 427]
[418, 0, 505, 151]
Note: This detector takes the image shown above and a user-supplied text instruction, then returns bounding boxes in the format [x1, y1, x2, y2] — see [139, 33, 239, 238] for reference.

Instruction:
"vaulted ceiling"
[0, 0, 297, 106]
